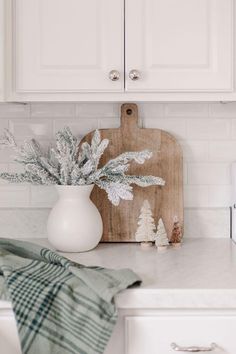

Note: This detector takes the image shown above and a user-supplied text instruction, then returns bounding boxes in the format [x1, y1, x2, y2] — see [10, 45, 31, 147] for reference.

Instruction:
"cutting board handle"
[121, 103, 139, 131]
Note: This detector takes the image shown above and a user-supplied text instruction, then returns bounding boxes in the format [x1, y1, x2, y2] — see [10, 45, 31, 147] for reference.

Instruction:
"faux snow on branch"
[0, 127, 165, 205]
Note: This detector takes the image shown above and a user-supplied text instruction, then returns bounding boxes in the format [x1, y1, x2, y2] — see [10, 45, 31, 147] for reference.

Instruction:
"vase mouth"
[55, 184, 94, 187]
[55, 184, 94, 197]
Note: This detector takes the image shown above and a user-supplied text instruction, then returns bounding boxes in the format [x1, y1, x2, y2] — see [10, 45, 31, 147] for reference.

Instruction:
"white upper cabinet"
[0, 0, 4, 101]
[5, 0, 236, 101]
[125, 0, 233, 92]
[10, 0, 124, 97]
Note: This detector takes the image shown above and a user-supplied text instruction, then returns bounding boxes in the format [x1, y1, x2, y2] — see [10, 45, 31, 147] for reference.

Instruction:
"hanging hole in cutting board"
[126, 108, 132, 115]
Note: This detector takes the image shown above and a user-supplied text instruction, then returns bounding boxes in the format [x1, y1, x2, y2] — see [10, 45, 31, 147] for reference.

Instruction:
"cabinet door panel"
[126, 0, 233, 92]
[13, 0, 124, 92]
[126, 315, 236, 354]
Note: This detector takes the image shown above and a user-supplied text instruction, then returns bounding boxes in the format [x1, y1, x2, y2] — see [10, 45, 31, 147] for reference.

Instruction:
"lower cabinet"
[125, 313, 236, 354]
[0, 312, 21, 354]
[1, 309, 236, 354]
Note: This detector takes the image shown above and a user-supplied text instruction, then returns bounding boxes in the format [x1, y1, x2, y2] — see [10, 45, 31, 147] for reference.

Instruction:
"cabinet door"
[12, 0, 124, 93]
[126, 315, 236, 354]
[126, 0, 233, 92]
[0, 0, 4, 100]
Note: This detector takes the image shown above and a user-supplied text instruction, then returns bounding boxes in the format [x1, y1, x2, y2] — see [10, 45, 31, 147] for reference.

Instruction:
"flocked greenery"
[0, 127, 165, 205]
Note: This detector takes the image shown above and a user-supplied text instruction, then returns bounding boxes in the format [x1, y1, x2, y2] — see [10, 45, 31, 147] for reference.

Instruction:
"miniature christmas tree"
[155, 218, 169, 249]
[135, 200, 156, 245]
[171, 216, 182, 245]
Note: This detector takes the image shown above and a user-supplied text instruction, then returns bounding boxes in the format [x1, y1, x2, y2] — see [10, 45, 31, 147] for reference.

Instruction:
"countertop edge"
[2, 288, 236, 311]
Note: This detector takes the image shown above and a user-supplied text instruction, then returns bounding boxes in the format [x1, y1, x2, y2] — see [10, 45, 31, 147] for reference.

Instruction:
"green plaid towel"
[0, 239, 141, 354]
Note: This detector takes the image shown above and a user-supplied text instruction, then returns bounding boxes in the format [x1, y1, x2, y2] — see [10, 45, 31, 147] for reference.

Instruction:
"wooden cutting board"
[82, 103, 183, 242]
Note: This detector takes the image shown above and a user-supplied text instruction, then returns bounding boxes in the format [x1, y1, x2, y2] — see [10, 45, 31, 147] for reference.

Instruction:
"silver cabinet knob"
[129, 69, 140, 81]
[171, 343, 217, 352]
[109, 70, 120, 81]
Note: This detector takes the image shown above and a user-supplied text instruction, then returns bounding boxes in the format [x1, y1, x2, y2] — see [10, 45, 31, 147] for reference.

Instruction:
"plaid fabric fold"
[0, 239, 141, 354]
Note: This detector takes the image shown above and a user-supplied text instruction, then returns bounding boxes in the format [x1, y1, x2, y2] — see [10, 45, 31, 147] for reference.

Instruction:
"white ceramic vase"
[47, 184, 103, 252]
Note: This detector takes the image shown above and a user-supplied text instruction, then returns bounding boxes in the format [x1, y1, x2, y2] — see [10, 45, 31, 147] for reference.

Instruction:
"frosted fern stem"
[0, 128, 165, 205]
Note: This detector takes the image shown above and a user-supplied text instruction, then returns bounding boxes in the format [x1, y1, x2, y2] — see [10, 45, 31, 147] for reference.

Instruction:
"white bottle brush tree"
[155, 218, 169, 248]
[135, 200, 156, 242]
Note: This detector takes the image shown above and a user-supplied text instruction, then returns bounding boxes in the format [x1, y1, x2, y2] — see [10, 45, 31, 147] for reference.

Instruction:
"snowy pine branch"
[102, 150, 152, 171]
[96, 180, 133, 206]
[0, 127, 165, 205]
[0, 171, 43, 185]
[0, 129, 17, 149]
[119, 175, 165, 187]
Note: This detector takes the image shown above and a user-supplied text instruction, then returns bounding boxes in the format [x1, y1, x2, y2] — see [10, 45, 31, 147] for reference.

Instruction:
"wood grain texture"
[81, 103, 183, 242]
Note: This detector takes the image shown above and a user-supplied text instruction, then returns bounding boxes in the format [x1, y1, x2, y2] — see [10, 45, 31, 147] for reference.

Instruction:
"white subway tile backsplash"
[9, 119, 53, 140]
[165, 103, 208, 117]
[208, 185, 231, 207]
[99, 117, 120, 129]
[209, 102, 236, 118]
[54, 118, 99, 138]
[180, 141, 209, 162]
[0, 209, 49, 238]
[0, 103, 30, 118]
[0, 119, 9, 130]
[0, 102, 234, 238]
[0, 185, 30, 207]
[76, 103, 119, 118]
[188, 163, 230, 185]
[186, 119, 231, 140]
[0, 147, 14, 163]
[31, 103, 76, 118]
[209, 141, 236, 162]
[184, 208, 230, 238]
[138, 103, 164, 118]
[183, 163, 188, 185]
[144, 118, 187, 139]
[30, 186, 58, 207]
[230, 120, 236, 139]
[184, 185, 209, 207]
[0, 207, 229, 239]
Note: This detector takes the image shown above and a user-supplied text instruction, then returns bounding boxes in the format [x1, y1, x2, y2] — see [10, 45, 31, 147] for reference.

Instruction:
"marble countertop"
[1, 238, 236, 309]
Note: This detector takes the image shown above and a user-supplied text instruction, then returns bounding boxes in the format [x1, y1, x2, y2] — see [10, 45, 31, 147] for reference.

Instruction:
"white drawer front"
[0, 315, 21, 354]
[126, 315, 236, 354]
